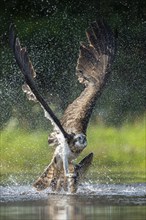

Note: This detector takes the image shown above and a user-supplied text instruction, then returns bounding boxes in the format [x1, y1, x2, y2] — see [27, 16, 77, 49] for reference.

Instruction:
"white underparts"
[42, 107, 71, 177]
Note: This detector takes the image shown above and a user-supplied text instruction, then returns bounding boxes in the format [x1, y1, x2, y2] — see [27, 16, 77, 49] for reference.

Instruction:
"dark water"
[0, 183, 146, 220]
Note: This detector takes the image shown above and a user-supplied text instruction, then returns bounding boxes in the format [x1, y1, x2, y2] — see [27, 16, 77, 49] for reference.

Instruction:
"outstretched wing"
[9, 24, 70, 140]
[61, 20, 116, 134]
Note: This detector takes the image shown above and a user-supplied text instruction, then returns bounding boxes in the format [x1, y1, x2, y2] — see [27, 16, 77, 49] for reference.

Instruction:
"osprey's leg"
[62, 155, 69, 176]
[62, 155, 76, 193]
[62, 155, 76, 178]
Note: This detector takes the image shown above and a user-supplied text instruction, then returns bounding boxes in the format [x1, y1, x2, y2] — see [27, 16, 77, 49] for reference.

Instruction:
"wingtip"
[88, 152, 94, 160]
[79, 152, 94, 166]
[9, 23, 15, 31]
[9, 23, 17, 50]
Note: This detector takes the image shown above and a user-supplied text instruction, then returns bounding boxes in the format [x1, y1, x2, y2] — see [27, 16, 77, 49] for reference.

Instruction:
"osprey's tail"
[33, 153, 93, 193]
[33, 161, 59, 191]
[33, 160, 69, 192]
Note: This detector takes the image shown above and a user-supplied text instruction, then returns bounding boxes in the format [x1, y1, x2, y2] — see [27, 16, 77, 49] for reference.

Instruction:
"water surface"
[0, 182, 146, 220]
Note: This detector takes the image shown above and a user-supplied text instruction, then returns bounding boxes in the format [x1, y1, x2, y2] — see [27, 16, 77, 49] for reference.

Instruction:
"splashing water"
[0, 182, 146, 205]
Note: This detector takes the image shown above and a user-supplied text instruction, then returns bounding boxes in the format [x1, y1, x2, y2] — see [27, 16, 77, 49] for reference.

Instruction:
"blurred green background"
[0, 0, 146, 184]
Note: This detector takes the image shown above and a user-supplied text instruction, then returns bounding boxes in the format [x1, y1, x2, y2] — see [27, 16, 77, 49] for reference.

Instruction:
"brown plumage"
[33, 152, 93, 193]
[9, 20, 116, 193]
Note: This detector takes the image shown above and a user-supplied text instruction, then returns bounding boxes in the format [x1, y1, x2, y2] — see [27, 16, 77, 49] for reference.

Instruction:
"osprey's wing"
[9, 24, 69, 140]
[61, 20, 116, 134]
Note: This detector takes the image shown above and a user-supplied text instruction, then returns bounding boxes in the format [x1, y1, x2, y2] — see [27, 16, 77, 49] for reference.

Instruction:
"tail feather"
[33, 161, 68, 191]
[33, 162, 58, 191]
[33, 153, 93, 193]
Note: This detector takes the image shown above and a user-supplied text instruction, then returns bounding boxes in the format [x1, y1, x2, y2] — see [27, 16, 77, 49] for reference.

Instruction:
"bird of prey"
[9, 20, 116, 193]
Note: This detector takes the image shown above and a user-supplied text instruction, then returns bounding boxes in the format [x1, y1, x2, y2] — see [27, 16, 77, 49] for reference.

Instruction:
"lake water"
[0, 182, 146, 220]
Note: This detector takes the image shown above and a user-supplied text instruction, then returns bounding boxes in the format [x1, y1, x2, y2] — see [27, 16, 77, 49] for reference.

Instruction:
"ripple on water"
[0, 182, 146, 204]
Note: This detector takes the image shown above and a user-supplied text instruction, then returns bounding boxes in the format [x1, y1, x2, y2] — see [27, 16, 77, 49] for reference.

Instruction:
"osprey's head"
[69, 133, 87, 153]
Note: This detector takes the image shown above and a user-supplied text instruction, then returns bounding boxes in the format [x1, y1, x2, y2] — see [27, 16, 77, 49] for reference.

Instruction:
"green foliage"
[86, 119, 145, 169]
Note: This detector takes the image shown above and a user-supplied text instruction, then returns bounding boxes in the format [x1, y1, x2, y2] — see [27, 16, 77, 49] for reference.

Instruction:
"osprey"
[9, 20, 116, 193]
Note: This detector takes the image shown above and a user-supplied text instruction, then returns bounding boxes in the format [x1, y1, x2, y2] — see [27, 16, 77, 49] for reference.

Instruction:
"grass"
[0, 117, 145, 184]
[86, 120, 145, 169]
